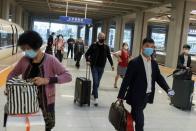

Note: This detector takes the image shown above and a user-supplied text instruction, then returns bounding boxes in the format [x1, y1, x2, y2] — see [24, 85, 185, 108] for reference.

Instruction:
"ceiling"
[15, 0, 170, 20]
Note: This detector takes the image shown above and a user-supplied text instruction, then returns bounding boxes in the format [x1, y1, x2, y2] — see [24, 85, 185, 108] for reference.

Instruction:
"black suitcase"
[171, 78, 194, 110]
[74, 65, 91, 106]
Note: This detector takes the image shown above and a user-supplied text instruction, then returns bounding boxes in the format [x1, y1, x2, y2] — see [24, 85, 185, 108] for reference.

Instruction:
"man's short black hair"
[18, 30, 43, 50]
[183, 44, 191, 49]
[142, 38, 155, 45]
[51, 32, 55, 35]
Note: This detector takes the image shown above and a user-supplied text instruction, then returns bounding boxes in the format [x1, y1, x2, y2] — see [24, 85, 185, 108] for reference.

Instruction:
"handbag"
[109, 100, 127, 131]
[6, 77, 39, 115]
[126, 111, 134, 131]
[173, 68, 192, 80]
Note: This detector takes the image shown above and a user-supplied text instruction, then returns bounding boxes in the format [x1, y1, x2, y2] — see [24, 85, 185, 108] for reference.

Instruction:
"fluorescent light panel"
[191, 10, 196, 15]
[84, 0, 103, 3]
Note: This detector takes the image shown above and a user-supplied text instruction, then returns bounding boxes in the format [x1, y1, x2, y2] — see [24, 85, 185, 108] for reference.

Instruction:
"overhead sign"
[59, 16, 92, 25]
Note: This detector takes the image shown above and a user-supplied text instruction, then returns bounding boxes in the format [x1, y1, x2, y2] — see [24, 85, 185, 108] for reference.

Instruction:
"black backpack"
[172, 69, 192, 80]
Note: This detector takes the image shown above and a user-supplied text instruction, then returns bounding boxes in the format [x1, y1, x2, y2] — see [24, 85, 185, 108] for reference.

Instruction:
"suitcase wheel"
[74, 99, 76, 103]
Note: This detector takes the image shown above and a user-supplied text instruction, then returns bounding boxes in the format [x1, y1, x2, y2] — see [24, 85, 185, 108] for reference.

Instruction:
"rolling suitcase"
[171, 78, 194, 110]
[74, 65, 91, 106]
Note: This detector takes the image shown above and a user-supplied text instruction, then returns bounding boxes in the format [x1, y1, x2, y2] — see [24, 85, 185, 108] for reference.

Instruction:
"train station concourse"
[1, 0, 196, 131]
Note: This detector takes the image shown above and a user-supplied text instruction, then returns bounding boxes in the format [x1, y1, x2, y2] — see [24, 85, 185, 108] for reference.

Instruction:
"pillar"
[102, 19, 110, 44]
[85, 25, 90, 45]
[114, 16, 124, 51]
[1, 0, 10, 20]
[132, 11, 145, 57]
[15, 6, 23, 26]
[23, 11, 29, 31]
[165, 0, 190, 68]
[92, 24, 98, 43]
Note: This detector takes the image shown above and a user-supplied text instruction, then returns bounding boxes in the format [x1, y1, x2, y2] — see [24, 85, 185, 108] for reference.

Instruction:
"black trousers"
[56, 50, 63, 62]
[67, 46, 73, 59]
[131, 95, 149, 131]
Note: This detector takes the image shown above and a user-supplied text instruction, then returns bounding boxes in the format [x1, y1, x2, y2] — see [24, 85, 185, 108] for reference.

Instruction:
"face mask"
[143, 48, 154, 57]
[25, 49, 37, 59]
[98, 39, 105, 43]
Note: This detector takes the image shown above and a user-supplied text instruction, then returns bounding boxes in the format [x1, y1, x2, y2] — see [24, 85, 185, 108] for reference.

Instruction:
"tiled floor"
[1, 56, 196, 131]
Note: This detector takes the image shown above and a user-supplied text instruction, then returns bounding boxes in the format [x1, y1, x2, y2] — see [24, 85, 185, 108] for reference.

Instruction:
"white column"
[132, 11, 145, 57]
[114, 16, 124, 51]
[102, 19, 110, 44]
[16, 6, 23, 26]
[165, 0, 190, 68]
[1, 0, 10, 20]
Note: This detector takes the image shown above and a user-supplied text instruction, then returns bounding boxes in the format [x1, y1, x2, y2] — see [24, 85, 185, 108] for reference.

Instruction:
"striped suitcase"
[6, 77, 39, 115]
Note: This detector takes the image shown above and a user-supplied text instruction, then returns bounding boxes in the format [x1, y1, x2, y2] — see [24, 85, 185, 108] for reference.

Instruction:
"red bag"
[126, 112, 134, 131]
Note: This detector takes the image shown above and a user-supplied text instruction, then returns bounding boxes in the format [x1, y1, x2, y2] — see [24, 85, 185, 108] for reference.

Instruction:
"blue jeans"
[91, 66, 104, 99]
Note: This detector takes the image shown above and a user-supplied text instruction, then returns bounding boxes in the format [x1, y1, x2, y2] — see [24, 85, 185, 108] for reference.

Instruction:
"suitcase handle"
[86, 65, 91, 80]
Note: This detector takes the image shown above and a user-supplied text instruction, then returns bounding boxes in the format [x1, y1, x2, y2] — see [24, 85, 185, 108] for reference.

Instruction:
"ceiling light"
[191, 10, 196, 15]
[83, 0, 103, 3]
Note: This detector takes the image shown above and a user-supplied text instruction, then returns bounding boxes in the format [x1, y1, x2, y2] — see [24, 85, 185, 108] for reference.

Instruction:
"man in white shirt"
[118, 38, 175, 131]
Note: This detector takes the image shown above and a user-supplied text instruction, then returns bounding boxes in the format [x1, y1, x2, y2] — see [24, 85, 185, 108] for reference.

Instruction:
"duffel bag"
[5, 77, 39, 115]
[109, 100, 127, 131]
[173, 69, 192, 80]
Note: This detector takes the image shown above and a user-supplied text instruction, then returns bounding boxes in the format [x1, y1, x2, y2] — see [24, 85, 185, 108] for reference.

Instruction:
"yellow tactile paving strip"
[0, 65, 14, 87]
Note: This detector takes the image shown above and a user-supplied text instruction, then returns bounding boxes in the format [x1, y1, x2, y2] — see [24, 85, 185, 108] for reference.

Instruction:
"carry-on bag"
[74, 65, 91, 106]
[109, 100, 127, 131]
[5, 77, 39, 115]
[171, 78, 194, 110]
[6, 110, 45, 131]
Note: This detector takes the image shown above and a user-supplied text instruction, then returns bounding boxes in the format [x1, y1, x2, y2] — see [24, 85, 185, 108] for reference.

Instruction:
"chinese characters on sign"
[59, 16, 92, 25]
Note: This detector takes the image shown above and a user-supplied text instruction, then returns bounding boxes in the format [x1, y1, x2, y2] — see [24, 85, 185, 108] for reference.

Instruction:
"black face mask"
[98, 39, 105, 43]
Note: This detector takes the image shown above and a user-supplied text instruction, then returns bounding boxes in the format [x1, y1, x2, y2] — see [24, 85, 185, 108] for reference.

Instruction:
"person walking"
[74, 37, 85, 68]
[45, 32, 55, 55]
[85, 32, 114, 106]
[113, 42, 130, 88]
[7, 31, 72, 131]
[55, 34, 65, 62]
[117, 38, 175, 131]
[67, 35, 75, 59]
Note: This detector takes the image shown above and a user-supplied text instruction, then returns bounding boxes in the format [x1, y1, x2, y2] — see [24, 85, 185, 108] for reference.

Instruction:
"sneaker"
[94, 99, 98, 106]
[91, 95, 94, 100]
[114, 84, 118, 88]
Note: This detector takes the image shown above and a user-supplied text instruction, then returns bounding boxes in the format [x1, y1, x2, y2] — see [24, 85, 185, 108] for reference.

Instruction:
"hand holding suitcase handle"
[86, 64, 91, 80]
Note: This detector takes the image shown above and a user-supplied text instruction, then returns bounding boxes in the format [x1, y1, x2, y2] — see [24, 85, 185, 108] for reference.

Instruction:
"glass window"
[123, 23, 133, 48]
[123, 29, 132, 48]
[97, 27, 102, 37]
[33, 21, 50, 43]
[50, 23, 78, 40]
[187, 36, 196, 54]
[80, 26, 86, 39]
[151, 33, 166, 51]
[108, 28, 115, 48]
[88, 27, 93, 45]
[148, 25, 168, 52]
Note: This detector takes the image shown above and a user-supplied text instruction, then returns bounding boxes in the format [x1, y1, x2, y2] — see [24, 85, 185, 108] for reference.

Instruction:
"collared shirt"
[141, 54, 152, 93]
[184, 55, 188, 67]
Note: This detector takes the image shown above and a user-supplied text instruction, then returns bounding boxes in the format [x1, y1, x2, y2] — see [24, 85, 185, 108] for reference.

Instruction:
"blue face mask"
[25, 50, 37, 59]
[143, 48, 154, 57]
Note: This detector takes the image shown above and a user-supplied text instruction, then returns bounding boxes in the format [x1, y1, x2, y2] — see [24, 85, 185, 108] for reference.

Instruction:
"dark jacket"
[85, 42, 113, 67]
[45, 35, 53, 54]
[118, 55, 170, 107]
[67, 38, 75, 47]
[177, 53, 191, 69]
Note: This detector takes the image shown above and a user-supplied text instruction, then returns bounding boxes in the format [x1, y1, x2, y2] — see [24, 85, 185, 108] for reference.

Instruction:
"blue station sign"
[59, 16, 92, 25]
